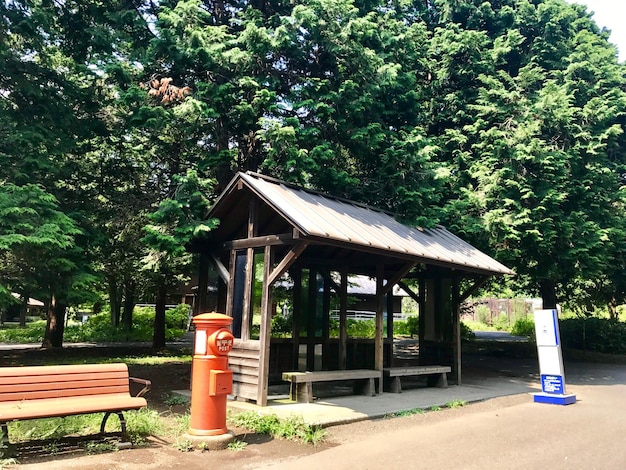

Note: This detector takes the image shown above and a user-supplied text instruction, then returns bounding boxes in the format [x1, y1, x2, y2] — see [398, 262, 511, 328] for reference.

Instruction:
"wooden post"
[306, 269, 317, 371]
[195, 252, 209, 315]
[322, 272, 331, 370]
[225, 250, 237, 318]
[241, 199, 258, 340]
[257, 245, 273, 406]
[241, 247, 253, 340]
[453, 278, 462, 385]
[418, 278, 426, 365]
[339, 269, 348, 370]
[375, 263, 385, 379]
[292, 268, 302, 371]
[386, 291, 395, 367]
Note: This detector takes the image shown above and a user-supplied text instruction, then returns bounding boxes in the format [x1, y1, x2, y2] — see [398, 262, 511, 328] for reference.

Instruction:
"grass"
[228, 411, 326, 446]
[4, 408, 163, 447]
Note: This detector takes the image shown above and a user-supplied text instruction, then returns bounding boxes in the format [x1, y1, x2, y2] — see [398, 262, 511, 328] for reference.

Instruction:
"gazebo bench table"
[0, 363, 151, 448]
[383, 365, 451, 393]
[282, 369, 381, 403]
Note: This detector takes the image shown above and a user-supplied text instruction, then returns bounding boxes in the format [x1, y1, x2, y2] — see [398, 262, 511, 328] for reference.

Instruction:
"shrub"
[559, 317, 626, 355]
[271, 313, 292, 337]
[491, 313, 510, 332]
[460, 322, 475, 342]
[1, 306, 189, 344]
[511, 316, 535, 337]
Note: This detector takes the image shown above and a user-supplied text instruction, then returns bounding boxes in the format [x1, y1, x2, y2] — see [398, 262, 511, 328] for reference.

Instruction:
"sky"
[566, 0, 626, 62]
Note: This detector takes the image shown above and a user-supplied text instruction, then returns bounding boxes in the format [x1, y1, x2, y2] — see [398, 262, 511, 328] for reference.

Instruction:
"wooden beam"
[223, 233, 296, 250]
[398, 281, 420, 304]
[459, 275, 490, 302]
[257, 244, 273, 406]
[268, 242, 309, 285]
[210, 253, 229, 283]
[318, 270, 340, 292]
[379, 262, 417, 296]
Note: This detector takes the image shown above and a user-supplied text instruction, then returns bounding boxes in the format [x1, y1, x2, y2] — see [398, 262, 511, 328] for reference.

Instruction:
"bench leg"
[387, 376, 402, 393]
[427, 373, 448, 388]
[353, 378, 375, 397]
[1, 422, 13, 456]
[290, 382, 314, 403]
[101, 411, 127, 436]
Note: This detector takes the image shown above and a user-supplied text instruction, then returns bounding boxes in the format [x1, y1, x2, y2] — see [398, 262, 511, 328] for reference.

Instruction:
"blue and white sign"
[533, 309, 576, 405]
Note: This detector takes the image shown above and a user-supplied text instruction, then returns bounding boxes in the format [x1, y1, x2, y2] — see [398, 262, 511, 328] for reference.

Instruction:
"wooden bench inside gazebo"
[194, 172, 512, 406]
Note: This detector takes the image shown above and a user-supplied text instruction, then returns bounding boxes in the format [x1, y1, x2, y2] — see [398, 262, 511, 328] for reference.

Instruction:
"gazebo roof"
[208, 172, 513, 277]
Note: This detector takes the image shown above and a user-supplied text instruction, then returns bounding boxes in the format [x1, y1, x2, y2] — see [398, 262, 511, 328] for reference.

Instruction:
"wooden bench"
[0, 363, 150, 447]
[282, 370, 381, 403]
[383, 365, 451, 393]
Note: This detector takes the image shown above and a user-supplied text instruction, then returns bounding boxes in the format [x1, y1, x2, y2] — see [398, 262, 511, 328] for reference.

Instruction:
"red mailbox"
[188, 312, 234, 436]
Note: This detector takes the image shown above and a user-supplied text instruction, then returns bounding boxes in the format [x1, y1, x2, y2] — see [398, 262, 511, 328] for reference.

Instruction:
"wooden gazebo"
[196, 172, 512, 405]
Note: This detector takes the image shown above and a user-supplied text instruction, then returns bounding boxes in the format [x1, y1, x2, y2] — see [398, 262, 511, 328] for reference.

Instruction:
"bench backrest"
[0, 363, 131, 402]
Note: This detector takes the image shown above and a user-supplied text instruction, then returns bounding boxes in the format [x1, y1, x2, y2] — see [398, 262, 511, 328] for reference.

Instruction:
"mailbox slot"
[209, 369, 233, 396]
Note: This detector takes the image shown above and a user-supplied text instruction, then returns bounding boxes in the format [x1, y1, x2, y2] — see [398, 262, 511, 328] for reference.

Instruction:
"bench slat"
[0, 394, 147, 421]
[0, 384, 132, 402]
[0, 363, 128, 377]
[383, 365, 450, 393]
[282, 369, 381, 383]
[0, 371, 129, 387]
[384, 366, 451, 377]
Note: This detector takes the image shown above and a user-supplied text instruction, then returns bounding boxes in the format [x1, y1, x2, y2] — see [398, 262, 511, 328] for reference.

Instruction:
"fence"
[461, 298, 536, 325]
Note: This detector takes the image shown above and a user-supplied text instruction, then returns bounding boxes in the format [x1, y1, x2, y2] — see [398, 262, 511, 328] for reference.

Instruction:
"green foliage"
[491, 314, 510, 332]
[560, 318, 626, 355]
[445, 400, 466, 408]
[511, 317, 536, 337]
[394, 316, 419, 337]
[0, 306, 188, 344]
[228, 411, 326, 446]
[227, 440, 247, 451]
[460, 322, 476, 342]
[0, 321, 46, 343]
[271, 313, 293, 338]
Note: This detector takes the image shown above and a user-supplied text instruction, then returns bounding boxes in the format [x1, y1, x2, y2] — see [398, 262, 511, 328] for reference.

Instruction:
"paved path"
[263, 363, 626, 469]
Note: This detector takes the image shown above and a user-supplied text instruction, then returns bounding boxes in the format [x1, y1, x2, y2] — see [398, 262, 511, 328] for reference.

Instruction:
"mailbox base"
[183, 430, 236, 450]
[533, 392, 577, 405]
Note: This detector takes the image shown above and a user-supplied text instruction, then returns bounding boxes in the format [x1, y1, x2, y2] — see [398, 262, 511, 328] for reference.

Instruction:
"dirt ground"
[0, 340, 538, 469]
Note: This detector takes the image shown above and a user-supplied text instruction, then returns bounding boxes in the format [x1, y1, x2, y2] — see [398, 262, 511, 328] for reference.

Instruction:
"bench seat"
[383, 365, 451, 393]
[0, 363, 150, 447]
[282, 370, 381, 403]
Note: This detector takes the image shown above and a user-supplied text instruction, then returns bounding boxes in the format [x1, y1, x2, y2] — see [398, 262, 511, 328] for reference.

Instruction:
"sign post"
[533, 309, 576, 405]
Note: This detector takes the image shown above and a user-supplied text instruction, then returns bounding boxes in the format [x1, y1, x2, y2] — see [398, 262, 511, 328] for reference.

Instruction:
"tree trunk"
[539, 279, 558, 310]
[108, 276, 121, 326]
[42, 294, 66, 348]
[607, 299, 618, 321]
[19, 293, 28, 327]
[153, 279, 167, 349]
[122, 279, 136, 331]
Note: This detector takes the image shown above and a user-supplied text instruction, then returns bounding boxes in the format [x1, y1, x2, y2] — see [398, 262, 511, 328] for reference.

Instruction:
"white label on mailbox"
[195, 330, 207, 355]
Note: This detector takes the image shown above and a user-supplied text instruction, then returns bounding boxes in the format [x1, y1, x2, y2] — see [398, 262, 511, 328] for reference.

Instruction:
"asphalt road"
[265, 362, 626, 469]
